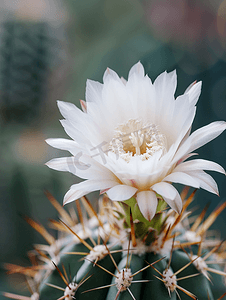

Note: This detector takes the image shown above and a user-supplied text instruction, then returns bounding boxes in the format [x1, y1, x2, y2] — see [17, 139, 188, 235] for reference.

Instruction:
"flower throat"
[109, 119, 167, 162]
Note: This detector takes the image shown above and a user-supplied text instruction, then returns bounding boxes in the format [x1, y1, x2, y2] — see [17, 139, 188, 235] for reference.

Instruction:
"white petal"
[175, 159, 225, 174]
[163, 189, 182, 214]
[163, 172, 200, 188]
[154, 70, 177, 100]
[57, 100, 77, 119]
[152, 182, 177, 200]
[86, 79, 103, 103]
[63, 180, 118, 205]
[184, 80, 197, 93]
[60, 119, 90, 146]
[60, 116, 103, 151]
[58, 102, 101, 142]
[103, 67, 121, 83]
[128, 61, 145, 78]
[63, 188, 85, 205]
[121, 77, 127, 85]
[126, 72, 154, 123]
[186, 170, 219, 195]
[46, 155, 117, 181]
[177, 153, 198, 164]
[137, 191, 158, 221]
[106, 185, 137, 201]
[184, 81, 202, 106]
[62, 113, 103, 145]
[173, 121, 226, 163]
[99, 77, 133, 129]
[152, 182, 182, 214]
[46, 138, 82, 156]
[173, 94, 195, 128]
[46, 157, 77, 174]
[74, 155, 118, 180]
[161, 95, 196, 148]
[58, 100, 93, 133]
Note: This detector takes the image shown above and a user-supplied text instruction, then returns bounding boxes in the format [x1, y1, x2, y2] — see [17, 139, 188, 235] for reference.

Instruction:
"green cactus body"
[38, 240, 225, 300]
[4, 192, 226, 300]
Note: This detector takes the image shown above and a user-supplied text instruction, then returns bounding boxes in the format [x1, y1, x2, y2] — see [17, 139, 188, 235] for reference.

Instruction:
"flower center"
[109, 119, 167, 162]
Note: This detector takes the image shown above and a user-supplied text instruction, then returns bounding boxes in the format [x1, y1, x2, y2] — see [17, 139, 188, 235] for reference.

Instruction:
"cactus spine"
[3, 190, 226, 300]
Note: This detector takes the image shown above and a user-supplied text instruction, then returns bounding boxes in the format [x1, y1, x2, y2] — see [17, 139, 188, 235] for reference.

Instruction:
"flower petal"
[163, 172, 200, 188]
[184, 81, 202, 106]
[86, 79, 103, 103]
[46, 138, 82, 156]
[106, 185, 137, 201]
[154, 70, 177, 103]
[57, 100, 78, 119]
[173, 121, 226, 163]
[46, 157, 77, 174]
[152, 182, 182, 214]
[152, 182, 177, 200]
[60, 119, 91, 146]
[103, 67, 121, 84]
[163, 190, 182, 214]
[46, 155, 118, 181]
[63, 180, 118, 205]
[186, 170, 219, 195]
[137, 191, 158, 221]
[128, 61, 145, 78]
[175, 159, 225, 174]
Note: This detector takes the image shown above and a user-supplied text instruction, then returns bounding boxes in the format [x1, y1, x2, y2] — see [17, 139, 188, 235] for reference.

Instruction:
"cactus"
[3, 62, 226, 300]
[0, 20, 50, 124]
[3, 190, 226, 300]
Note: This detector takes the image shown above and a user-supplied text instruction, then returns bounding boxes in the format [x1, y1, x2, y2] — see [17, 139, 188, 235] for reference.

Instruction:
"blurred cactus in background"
[0, 19, 51, 268]
[0, 21, 49, 124]
[0, 1, 70, 295]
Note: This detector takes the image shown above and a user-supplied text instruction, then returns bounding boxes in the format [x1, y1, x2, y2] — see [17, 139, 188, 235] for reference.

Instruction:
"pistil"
[129, 130, 144, 155]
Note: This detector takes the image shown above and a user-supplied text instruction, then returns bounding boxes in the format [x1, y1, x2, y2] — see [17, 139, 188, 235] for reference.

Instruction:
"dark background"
[0, 0, 226, 297]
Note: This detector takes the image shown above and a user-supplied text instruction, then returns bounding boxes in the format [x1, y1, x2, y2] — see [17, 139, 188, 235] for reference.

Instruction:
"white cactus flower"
[46, 62, 226, 221]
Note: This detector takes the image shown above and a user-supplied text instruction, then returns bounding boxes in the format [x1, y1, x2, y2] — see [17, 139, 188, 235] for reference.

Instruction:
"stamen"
[109, 119, 166, 162]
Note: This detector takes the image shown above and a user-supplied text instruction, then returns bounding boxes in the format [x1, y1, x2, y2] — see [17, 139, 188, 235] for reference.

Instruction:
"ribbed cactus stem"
[3, 191, 226, 300]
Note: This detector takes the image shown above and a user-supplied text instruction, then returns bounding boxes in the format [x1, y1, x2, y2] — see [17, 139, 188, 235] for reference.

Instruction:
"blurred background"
[0, 0, 226, 297]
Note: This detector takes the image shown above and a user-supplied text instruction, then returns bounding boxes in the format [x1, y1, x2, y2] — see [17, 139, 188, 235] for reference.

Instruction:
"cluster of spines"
[2, 188, 226, 300]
